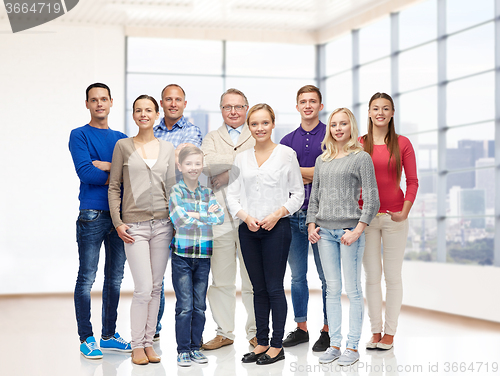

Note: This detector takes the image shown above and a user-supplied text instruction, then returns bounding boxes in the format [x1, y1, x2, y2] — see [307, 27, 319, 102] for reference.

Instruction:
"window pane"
[447, 0, 494, 34]
[226, 42, 315, 78]
[325, 33, 352, 76]
[446, 217, 493, 265]
[446, 72, 494, 126]
[325, 71, 352, 112]
[446, 124, 494, 172]
[399, 42, 437, 92]
[447, 23, 494, 80]
[225, 77, 311, 114]
[399, 0, 437, 50]
[404, 218, 437, 262]
[127, 38, 223, 75]
[475, 167, 496, 210]
[359, 17, 391, 64]
[399, 87, 438, 134]
[407, 131, 438, 172]
[358, 58, 391, 102]
[274, 114, 301, 144]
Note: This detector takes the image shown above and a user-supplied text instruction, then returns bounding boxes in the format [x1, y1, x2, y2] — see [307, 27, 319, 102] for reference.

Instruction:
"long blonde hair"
[321, 107, 363, 161]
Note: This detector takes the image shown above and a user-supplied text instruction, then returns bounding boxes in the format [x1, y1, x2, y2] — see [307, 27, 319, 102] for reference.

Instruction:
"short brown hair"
[296, 85, 322, 104]
[161, 84, 186, 100]
[220, 88, 249, 107]
[246, 103, 275, 126]
[178, 145, 203, 165]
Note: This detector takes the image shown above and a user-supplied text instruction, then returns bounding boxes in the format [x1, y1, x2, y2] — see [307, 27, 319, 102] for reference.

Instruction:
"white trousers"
[207, 218, 256, 340]
[363, 214, 408, 335]
[125, 218, 173, 349]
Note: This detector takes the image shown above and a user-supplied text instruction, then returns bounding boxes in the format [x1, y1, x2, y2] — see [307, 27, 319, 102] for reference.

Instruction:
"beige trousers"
[363, 214, 409, 335]
[125, 218, 173, 349]
[207, 218, 256, 340]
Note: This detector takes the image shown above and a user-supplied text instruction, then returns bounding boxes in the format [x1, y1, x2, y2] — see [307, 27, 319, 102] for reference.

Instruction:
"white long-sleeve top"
[227, 144, 305, 221]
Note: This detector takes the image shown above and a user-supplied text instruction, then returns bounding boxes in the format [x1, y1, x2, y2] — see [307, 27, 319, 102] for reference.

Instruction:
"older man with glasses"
[200, 88, 257, 350]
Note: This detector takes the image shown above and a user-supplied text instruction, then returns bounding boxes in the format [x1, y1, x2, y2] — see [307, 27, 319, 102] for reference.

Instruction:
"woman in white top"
[108, 95, 176, 365]
[227, 103, 304, 365]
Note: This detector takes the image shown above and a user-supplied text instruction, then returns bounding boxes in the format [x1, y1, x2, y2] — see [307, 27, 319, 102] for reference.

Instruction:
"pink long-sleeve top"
[360, 135, 418, 213]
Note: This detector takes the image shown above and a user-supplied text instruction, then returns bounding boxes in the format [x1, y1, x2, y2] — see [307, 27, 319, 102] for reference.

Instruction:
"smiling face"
[329, 111, 352, 147]
[368, 98, 394, 129]
[177, 153, 203, 184]
[161, 86, 186, 123]
[133, 99, 159, 130]
[248, 109, 275, 143]
[221, 93, 248, 129]
[86, 87, 113, 121]
[296, 92, 323, 122]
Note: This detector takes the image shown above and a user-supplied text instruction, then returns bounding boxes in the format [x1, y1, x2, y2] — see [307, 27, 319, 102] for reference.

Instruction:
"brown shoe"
[145, 346, 161, 363]
[131, 348, 149, 365]
[202, 335, 234, 350]
[249, 337, 258, 348]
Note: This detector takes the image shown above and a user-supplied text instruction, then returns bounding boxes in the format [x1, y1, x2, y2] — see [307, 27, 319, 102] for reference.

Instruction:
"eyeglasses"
[221, 105, 247, 112]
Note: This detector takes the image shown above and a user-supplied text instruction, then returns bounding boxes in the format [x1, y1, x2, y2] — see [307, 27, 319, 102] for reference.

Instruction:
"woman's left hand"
[259, 213, 280, 231]
[387, 210, 407, 222]
[341, 229, 360, 246]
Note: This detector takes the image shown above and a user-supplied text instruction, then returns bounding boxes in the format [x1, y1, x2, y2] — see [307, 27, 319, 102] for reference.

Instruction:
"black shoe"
[153, 333, 160, 342]
[312, 330, 330, 352]
[256, 348, 285, 365]
[242, 350, 267, 363]
[282, 328, 309, 347]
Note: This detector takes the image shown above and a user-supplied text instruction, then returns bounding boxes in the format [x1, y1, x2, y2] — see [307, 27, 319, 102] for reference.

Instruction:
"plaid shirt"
[154, 116, 202, 148]
[169, 179, 224, 258]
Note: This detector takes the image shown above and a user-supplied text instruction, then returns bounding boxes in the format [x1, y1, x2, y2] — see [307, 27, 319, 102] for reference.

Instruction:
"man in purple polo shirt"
[280, 85, 329, 351]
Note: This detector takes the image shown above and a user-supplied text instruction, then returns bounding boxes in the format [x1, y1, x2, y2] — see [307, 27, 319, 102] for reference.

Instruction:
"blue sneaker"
[190, 350, 208, 364]
[80, 336, 103, 359]
[177, 352, 192, 367]
[100, 332, 132, 352]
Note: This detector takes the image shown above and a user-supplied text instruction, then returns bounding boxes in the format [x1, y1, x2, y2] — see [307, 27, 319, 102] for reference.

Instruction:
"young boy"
[169, 146, 225, 367]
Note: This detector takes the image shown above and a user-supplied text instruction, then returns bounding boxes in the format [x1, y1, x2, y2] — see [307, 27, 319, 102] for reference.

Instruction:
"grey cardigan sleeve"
[358, 151, 380, 225]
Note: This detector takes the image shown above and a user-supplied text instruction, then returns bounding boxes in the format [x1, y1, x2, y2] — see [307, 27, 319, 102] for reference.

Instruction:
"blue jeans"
[239, 218, 290, 348]
[288, 210, 327, 324]
[317, 228, 365, 350]
[74, 210, 126, 342]
[171, 252, 210, 353]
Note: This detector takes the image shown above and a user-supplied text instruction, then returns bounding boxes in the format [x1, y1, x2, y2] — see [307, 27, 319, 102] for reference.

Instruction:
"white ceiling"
[1, 0, 422, 43]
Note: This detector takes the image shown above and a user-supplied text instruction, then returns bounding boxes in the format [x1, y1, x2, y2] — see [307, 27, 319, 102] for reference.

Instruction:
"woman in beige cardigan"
[108, 95, 176, 365]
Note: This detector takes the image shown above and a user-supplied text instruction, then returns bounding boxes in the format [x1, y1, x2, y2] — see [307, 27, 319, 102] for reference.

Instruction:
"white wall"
[0, 22, 132, 294]
[402, 261, 500, 323]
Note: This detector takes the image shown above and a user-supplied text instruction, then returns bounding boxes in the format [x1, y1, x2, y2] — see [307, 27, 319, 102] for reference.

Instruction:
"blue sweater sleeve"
[69, 128, 109, 185]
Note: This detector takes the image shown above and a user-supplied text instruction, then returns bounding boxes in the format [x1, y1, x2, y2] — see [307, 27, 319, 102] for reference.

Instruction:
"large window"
[319, 0, 498, 266]
[126, 39, 316, 140]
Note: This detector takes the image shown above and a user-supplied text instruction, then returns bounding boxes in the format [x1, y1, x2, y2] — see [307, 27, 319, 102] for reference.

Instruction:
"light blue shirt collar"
[226, 124, 244, 145]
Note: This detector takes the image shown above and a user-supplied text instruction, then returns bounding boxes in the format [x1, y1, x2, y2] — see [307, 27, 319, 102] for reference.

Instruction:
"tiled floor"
[1, 292, 500, 376]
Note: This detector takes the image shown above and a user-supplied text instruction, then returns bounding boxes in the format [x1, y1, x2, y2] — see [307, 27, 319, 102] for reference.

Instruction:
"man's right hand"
[211, 171, 229, 189]
[92, 160, 111, 172]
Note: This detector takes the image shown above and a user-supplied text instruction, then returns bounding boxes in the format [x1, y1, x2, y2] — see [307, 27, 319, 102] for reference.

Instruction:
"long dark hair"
[362, 92, 401, 184]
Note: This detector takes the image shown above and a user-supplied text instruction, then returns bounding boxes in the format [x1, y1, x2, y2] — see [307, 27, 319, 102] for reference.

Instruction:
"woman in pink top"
[361, 92, 418, 350]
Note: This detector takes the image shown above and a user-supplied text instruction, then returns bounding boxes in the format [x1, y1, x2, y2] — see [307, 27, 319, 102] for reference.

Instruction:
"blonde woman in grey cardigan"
[306, 108, 379, 367]
[109, 95, 176, 365]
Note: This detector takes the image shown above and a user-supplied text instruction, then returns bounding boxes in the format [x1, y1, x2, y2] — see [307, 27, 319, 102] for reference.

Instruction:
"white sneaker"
[319, 347, 341, 364]
[337, 349, 360, 366]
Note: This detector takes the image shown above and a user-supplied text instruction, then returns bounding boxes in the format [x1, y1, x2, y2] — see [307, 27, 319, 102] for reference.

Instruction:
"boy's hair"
[178, 145, 204, 165]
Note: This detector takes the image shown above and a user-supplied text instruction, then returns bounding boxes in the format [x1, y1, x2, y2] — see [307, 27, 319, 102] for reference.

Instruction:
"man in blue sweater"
[69, 83, 131, 359]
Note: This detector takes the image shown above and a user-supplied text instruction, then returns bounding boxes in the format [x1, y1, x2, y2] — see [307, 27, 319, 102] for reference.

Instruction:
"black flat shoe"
[256, 348, 285, 365]
[241, 351, 267, 363]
